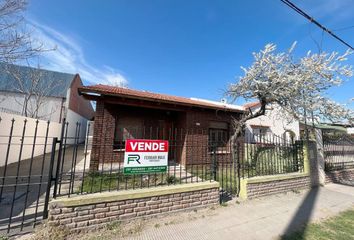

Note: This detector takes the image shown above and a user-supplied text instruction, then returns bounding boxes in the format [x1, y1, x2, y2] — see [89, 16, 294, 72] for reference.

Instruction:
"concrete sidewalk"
[127, 184, 354, 240]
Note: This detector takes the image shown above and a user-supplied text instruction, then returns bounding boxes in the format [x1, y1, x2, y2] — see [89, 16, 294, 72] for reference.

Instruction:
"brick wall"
[90, 100, 241, 169]
[90, 101, 115, 171]
[325, 169, 354, 184]
[171, 109, 240, 165]
[68, 75, 94, 120]
[246, 175, 311, 199]
[48, 182, 219, 233]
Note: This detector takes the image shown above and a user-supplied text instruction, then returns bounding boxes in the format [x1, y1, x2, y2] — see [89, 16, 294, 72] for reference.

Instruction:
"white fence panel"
[0, 113, 62, 167]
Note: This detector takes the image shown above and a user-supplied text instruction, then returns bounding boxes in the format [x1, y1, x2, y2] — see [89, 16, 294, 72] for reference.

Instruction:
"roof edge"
[78, 86, 244, 113]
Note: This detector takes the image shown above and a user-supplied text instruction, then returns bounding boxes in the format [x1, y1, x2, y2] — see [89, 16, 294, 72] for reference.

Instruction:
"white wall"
[0, 91, 64, 122]
[65, 109, 89, 143]
[0, 112, 62, 167]
[347, 127, 354, 135]
[245, 104, 300, 140]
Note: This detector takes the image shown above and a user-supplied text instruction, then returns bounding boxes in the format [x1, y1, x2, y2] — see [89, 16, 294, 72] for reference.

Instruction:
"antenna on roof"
[221, 98, 227, 104]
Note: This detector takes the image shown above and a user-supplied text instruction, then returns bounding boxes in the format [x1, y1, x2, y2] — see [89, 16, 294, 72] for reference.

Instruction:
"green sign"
[123, 166, 167, 175]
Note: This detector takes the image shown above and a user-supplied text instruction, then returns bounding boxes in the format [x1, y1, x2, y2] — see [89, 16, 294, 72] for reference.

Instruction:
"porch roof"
[78, 84, 244, 113]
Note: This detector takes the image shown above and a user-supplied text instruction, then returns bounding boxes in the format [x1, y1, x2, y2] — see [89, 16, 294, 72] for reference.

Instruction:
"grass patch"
[292, 189, 301, 194]
[80, 172, 180, 193]
[243, 144, 303, 177]
[106, 220, 121, 231]
[281, 208, 354, 240]
[186, 164, 239, 195]
[30, 224, 70, 240]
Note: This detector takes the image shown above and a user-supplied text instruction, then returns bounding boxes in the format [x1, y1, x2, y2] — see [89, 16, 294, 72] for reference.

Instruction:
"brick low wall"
[239, 173, 311, 199]
[48, 182, 219, 232]
[325, 169, 354, 184]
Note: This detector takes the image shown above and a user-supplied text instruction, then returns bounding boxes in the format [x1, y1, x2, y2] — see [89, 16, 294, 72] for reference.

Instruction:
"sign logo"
[123, 139, 168, 175]
[127, 154, 141, 164]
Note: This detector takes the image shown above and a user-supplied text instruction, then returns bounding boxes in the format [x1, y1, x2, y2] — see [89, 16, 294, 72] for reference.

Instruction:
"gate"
[210, 142, 240, 202]
[0, 119, 62, 236]
[323, 134, 354, 171]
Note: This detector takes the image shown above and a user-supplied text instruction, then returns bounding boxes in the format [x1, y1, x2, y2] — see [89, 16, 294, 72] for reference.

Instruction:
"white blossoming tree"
[228, 42, 354, 141]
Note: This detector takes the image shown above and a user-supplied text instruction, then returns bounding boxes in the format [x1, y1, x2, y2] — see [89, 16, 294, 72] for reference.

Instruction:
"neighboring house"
[330, 123, 354, 136]
[244, 102, 300, 142]
[0, 63, 94, 125]
[300, 123, 353, 137]
[78, 84, 244, 170]
[348, 127, 354, 136]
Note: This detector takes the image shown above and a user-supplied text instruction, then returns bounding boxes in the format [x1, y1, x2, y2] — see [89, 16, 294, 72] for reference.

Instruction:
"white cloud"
[27, 19, 128, 86]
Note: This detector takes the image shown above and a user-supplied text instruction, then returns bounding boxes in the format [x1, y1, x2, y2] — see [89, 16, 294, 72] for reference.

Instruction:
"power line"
[280, 0, 354, 50]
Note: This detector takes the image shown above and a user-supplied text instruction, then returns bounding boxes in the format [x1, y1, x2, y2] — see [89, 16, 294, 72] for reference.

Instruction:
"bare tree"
[227, 42, 354, 141]
[0, 0, 43, 63]
[0, 0, 61, 120]
[4, 62, 62, 119]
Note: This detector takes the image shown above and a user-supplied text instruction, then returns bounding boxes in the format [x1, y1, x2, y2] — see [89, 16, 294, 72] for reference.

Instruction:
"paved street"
[125, 183, 354, 240]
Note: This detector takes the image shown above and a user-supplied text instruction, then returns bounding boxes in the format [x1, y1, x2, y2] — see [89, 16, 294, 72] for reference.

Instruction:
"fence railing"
[55, 125, 238, 197]
[0, 117, 306, 234]
[54, 125, 304, 197]
[0, 116, 88, 235]
[239, 133, 304, 178]
[323, 134, 354, 171]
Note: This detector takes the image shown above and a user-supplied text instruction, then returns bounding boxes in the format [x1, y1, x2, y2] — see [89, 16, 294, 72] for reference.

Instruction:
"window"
[114, 116, 143, 150]
[251, 126, 270, 142]
[209, 128, 228, 146]
[208, 121, 229, 151]
[252, 127, 269, 137]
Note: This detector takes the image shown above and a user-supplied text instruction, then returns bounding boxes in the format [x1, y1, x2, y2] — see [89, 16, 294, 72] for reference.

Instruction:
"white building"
[189, 99, 300, 141]
[0, 63, 95, 166]
[0, 63, 95, 142]
[0, 63, 94, 124]
[244, 102, 300, 142]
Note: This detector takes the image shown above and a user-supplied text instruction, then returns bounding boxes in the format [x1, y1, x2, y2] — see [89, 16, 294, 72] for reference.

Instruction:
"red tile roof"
[78, 84, 244, 113]
[243, 101, 261, 109]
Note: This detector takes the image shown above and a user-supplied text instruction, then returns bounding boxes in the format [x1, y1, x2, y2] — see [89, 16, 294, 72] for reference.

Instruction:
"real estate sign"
[123, 139, 169, 175]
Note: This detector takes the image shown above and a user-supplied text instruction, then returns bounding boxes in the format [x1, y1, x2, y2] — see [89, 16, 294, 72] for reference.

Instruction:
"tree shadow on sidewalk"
[280, 187, 319, 239]
[280, 141, 321, 239]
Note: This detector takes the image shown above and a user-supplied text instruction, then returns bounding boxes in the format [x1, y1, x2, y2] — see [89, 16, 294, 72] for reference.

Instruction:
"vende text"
[126, 140, 168, 152]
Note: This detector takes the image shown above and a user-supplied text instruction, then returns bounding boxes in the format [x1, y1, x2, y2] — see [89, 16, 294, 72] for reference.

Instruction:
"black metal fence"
[240, 133, 304, 178]
[0, 118, 56, 235]
[55, 125, 239, 199]
[0, 117, 88, 236]
[54, 125, 304, 198]
[0, 117, 305, 236]
[323, 134, 354, 171]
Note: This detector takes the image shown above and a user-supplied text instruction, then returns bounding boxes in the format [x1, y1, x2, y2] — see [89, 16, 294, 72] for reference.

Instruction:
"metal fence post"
[43, 137, 58, 219]
[53, 119, 66, 198]
[212, 143, 217, 181]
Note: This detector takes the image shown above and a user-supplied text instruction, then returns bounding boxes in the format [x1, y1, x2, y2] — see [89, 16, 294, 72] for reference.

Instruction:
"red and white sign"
[125, 140, 168, 152]
[123, 139, 169, 174]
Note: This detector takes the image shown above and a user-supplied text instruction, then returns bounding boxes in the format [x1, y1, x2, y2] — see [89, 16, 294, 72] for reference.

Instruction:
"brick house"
[78, 84, 244, 170]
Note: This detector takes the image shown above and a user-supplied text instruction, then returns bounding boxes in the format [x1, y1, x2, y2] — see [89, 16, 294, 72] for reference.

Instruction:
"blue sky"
[26, 0, 354, 108]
